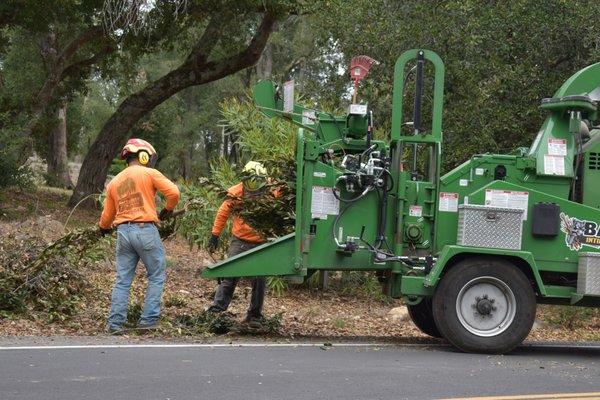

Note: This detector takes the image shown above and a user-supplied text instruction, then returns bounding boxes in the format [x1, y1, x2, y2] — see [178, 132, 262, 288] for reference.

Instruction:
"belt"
[118, 221, 155, 227]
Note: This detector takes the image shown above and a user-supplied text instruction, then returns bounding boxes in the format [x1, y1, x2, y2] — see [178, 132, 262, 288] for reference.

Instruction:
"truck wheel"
[407, 298, 442, 338]
[432, 257, 536, 354]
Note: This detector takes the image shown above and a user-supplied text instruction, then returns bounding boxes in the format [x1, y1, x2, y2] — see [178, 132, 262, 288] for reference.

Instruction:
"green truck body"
[203, 49, 600, 352]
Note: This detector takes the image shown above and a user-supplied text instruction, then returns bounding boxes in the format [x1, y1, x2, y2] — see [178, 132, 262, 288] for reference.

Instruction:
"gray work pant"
[210, 237, 266, 318]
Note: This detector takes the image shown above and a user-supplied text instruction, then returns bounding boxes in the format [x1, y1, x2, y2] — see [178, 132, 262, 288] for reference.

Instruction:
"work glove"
[99, 226, 113, 237]
[158, 208, 173, 221]
[208, 234, 219, 252]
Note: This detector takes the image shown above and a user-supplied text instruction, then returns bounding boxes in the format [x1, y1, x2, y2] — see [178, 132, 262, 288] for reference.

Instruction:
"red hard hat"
[120, 138, 157, 160]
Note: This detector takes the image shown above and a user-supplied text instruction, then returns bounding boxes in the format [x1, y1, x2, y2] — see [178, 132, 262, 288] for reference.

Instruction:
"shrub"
[0, 130, 32, 189]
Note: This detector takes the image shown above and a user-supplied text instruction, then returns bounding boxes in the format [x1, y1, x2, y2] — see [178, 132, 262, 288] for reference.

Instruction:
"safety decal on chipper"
[560, 212, 600, 251]
[548, 138, 567, 156]
[484, 189, 529, 220]
[438, 192, 458, 212]
[409, 205, 423, 217]
[311, 186, 340, 220]
[544, 154, 566, 175]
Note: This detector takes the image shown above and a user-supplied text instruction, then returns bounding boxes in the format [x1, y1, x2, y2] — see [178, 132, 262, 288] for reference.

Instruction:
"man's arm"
[212, 198, 234, 236]
[151, 169, 180, 210]
[99, 187, 116, 229]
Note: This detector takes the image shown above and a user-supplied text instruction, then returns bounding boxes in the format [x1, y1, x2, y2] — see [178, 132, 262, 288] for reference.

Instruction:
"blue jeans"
[108, 223, 166, 329]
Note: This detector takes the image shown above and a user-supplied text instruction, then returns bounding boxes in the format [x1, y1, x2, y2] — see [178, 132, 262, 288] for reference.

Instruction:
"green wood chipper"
[203, 49, 600, 353]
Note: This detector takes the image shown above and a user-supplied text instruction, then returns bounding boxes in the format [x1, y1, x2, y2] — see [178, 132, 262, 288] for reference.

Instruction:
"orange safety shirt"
[99, 165, 180, 229]
[211, 182, 273, 244]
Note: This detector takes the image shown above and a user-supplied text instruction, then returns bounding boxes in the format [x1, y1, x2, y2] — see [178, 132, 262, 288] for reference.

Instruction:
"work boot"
[106, 325, 125, 336]
[137, 321, 159, 332]
[205, 305, 224, 314]
[243, 314, 265, 330]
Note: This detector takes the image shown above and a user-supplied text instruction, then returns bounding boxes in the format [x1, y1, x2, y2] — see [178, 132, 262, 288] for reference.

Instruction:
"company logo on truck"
[560, 212, 600, 251]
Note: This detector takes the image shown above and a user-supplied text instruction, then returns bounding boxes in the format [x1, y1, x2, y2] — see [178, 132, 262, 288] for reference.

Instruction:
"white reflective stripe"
[0, 342, 412, 351]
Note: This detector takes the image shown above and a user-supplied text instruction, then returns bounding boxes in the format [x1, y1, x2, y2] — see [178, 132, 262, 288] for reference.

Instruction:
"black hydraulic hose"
[375, 173, 389, 245]
[333, 190, 397, 258]
[571, 127, 584, 201]
[332, 202, 354, 247]
[366, 110, 373, 149]
[332, 181, 372, 203]
[360, 144, 378, 165]
[382, 168, 394, 192]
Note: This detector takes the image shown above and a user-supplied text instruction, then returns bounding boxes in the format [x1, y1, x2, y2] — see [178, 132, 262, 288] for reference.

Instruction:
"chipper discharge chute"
[203, 49, 600, 354]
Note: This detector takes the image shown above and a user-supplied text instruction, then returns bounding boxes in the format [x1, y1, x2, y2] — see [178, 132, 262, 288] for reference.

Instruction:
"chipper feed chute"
[202, 233, 301, 280]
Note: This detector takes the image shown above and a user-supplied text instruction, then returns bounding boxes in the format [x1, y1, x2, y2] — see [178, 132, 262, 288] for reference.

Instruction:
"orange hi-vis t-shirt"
[211, 182, 268, 244]
[99, 165, 180, 229]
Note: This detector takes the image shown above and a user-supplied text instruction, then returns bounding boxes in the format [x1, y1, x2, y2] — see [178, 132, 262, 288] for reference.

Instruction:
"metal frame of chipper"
[203, 49, 600, 353]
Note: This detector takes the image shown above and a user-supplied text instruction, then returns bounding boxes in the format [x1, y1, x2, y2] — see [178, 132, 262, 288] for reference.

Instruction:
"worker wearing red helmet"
[99, 138, 180, 334]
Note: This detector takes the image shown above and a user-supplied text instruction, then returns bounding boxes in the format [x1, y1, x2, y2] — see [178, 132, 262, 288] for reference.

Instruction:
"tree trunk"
[221, 125, 229, 158]
[18, 26, 105, 163]
[68, 12, 277, 207]
[47, 101, 73, 188]
[180, 132, 193, 180]
[257, 42, 273, 79]
[228, 131, 239, 164]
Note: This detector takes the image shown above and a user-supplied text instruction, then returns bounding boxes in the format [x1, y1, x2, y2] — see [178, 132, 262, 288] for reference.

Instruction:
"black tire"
[432, 257, 536, 354]
[407, 298, 442, 338]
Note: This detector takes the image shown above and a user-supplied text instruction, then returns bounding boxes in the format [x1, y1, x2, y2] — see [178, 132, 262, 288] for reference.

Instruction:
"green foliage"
[126, 302, 143, 327]
[173, 310, 283, 336]
[214, 98, 298, 238]
[173, 311, 236, 335]
[109, 158, 127, 176]
[173, 180, 228, 250]
[267, 276, 288, 297]
[334, 271, 392, 304]
[220, 96, 297, 163]
[172, 97, 298, 248]
[164, 294, 188, 308]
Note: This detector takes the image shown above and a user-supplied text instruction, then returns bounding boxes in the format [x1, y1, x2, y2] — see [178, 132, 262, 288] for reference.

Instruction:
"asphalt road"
[1, 342, 599, 400]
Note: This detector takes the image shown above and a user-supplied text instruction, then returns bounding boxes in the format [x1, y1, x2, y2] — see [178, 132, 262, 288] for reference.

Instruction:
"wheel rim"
[455, 276, 516, 337]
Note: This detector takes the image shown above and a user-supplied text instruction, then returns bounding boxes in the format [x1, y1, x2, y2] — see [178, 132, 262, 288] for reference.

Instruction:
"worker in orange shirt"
[207, 161, 272, 328]
[99, 138, 180, 334]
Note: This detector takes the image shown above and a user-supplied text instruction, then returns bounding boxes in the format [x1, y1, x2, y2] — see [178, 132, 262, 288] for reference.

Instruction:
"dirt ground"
[1, 187, 599, 342]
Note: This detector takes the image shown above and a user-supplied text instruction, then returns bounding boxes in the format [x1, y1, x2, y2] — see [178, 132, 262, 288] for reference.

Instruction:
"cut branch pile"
[0, 229, 103, 321]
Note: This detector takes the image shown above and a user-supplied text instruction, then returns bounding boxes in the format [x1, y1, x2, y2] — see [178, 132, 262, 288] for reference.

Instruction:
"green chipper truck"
[203, 49, 600, 353]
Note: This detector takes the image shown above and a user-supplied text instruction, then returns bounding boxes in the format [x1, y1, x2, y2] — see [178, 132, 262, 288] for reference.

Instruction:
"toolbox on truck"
[457, 205, 524, 250]
[578, 252, 600, 296]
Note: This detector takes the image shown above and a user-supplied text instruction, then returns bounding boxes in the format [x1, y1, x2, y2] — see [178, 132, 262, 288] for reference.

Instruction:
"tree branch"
[184, 17, 223, 66]
[196, 10, 278, 84]
[56, 26, 104, 69]
[60, 43, 116, 80]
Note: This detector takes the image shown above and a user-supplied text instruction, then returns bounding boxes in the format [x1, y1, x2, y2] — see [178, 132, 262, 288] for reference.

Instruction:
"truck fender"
[424, 245, 547, 296]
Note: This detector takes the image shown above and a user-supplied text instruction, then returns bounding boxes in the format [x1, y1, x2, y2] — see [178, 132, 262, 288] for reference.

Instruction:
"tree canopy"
[1, 0, 600, 198]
